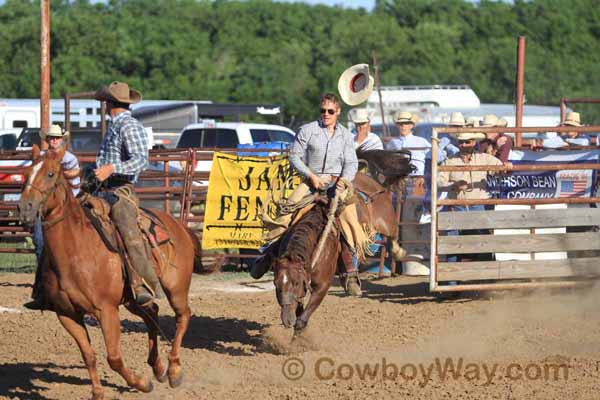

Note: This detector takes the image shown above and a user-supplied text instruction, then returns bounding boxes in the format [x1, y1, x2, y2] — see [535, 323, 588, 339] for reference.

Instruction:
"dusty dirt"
[2, 272, 600, 400]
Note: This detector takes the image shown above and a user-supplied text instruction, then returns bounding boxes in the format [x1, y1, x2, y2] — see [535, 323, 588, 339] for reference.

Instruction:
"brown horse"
[17, 145, 197, 400]
[353, 171, 406, 262]
[272, 200, 340, 332]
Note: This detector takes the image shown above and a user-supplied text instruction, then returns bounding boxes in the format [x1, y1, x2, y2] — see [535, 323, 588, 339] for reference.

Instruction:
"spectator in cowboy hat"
[438, 131, 503, 262]
[24, 124, 81, 310]
[350, 108, 383, 152]
[448, 112, 466, 127]
[478, 115, 513, 164]
[561, 112, 590, 146]
[386, 111, 437, 276]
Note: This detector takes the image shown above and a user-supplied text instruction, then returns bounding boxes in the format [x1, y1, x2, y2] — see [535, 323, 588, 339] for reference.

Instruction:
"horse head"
[273, 257, 308, 328]
[18, 144, 68, 226]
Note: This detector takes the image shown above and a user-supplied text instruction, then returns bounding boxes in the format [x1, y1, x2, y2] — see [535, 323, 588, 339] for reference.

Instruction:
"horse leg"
[294, 281, 330, 333]
[125, 303, 168, 383]
[165, 291, 191, 388]
[99, 307, 153, 393]
[56, 312, 104, 400]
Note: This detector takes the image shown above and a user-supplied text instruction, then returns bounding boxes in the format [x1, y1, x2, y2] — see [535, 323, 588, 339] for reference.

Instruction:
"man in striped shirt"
[254, 93, 365, 296]
[94, 81, 157, 307]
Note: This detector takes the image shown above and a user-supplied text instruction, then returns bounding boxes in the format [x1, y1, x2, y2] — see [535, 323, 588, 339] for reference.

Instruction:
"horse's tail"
[185, 228, 218, 274]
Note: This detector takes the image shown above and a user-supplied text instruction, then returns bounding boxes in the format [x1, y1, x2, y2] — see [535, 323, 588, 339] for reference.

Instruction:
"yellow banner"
[202, 152, 297, 249]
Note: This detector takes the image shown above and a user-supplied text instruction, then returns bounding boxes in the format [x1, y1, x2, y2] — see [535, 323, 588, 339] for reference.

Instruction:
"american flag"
[559, 177, 588, 197]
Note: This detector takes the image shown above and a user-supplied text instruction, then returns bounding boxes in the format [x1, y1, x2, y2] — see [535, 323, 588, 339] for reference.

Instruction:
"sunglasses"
[320, 108, 336, 115]
[458, 140, 473, 144]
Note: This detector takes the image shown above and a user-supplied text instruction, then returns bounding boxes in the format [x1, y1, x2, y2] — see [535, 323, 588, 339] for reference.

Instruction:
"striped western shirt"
[96, 111, 148, 182]
[289, 119, 358, 181]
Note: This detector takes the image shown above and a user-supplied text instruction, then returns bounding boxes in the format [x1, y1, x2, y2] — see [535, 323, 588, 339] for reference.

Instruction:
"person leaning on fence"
[438, 131, 503, 262]
[24, 124, 80, 310]
[478, 114, 514, 165]
[93, 81, 158, 308]
[385, 111, 433, 275]
[561, 112, 591, 146]
[252, 93, 367, 296]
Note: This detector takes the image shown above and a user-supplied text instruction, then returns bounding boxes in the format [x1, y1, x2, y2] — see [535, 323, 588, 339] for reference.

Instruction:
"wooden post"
[429, 128, 439, 291]
[40, 0, 50, 149]
[371, 51, 389, 137]
[515, 36, 526, 147]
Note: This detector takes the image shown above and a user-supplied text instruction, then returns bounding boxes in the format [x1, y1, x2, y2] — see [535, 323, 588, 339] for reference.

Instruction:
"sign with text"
[202, 152, 297, 249]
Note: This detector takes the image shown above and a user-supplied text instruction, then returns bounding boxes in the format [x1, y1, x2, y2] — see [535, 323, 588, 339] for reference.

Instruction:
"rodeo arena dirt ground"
[2, 271, 600, 399]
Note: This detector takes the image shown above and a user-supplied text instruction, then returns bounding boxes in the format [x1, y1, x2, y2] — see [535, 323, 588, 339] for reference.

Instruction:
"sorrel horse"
[18, 145, 197, 400]
[272, 170, 410, 333]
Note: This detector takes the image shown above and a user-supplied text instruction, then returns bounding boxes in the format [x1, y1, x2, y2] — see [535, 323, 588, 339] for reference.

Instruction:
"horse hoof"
[91, 391, 104, 400]
[169, 371, 184, 388]
[138, 377, 154, 393]
[294, 319, 307, 332]
[154, 365, 168, 383]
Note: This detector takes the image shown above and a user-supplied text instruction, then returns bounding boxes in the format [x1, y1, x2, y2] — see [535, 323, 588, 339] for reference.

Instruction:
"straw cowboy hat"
[448, 112, 466, 127]
[480, 114, 499, 127]
[457, 132, 485, 141]
[338, 64, 374, 106]
[466, 117, 479, 128]
[563, 111, 582, 127]
[394, 111, 417, 124]
[496, 117, 508, 127]
[43, 124, 68, 138]
[350, 108, 371, 124]
[94, 81, 142, 104]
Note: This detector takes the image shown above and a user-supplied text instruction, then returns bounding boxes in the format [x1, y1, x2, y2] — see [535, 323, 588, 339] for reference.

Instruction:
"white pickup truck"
[175, 121, 296, 185]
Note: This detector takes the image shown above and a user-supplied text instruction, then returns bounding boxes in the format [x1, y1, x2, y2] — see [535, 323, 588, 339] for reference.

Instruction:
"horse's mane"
[278, 203, 328, 265]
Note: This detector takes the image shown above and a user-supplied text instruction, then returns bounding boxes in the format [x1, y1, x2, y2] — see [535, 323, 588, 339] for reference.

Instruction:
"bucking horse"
[271, 149, 414, 333]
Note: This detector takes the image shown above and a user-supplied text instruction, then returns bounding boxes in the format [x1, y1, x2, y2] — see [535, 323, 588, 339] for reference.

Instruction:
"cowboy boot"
[24, 264, 47, 310]
[338, 242, 362, 297]
[111, 199, 159, 307]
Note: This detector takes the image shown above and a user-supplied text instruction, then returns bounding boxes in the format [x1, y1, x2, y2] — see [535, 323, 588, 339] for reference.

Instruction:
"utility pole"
[372, 51, 389, 137]
[40, 0, 51, 149]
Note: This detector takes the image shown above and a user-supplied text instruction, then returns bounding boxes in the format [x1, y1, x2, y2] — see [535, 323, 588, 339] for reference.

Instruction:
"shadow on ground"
[0, 362, 130, 400]
[120, 314, 270, 356]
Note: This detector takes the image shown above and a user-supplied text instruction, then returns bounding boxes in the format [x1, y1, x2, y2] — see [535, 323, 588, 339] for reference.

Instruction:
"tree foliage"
[0, 0, 599, 125]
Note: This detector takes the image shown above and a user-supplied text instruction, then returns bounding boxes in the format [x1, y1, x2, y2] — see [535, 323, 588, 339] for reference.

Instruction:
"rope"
[310, 189, 341, 271]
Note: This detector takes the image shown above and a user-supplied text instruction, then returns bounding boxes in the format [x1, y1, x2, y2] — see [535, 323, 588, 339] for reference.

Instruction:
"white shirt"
[354, 132, 384, 152]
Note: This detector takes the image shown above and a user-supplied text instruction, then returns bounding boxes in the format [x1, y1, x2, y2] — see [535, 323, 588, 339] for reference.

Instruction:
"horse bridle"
[24, 166, 69, 229]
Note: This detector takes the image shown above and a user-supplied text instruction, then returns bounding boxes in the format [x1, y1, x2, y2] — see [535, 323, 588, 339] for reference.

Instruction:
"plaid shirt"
[289, 119, 358, 181]
[96, 111, 148, 182]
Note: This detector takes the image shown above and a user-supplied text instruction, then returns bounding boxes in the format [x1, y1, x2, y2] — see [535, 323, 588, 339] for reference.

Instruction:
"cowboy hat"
[338, 64, 374, 106]
[496, 117, 508, 127]
[465, 117, 479, 128]
[394, 111, 416, 124]
[563, 111, 582, 127]
[350, 108, 371, 124]
[480, 114, 499, 127]
[43, 124, 68, 138]
[94, 81, 142, 104]
[448, 112, 466, 127]
[457, 132, 485, 141]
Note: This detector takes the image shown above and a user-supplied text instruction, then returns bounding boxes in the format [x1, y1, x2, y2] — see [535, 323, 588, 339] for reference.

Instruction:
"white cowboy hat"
[466, 117, 479, 128]
[338, 64, 374, 106]
[94, 81, 142, 104]
[394, 111, 415, 124]
[480, 114, 499, 127]
[350, 108, 371, 124]
[563, 111, 582, 127]
[43, 124, 68, 138]
[457, 132, 485, 141]
[448, 112, 466, 127]
[496, 117, 508, 127]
